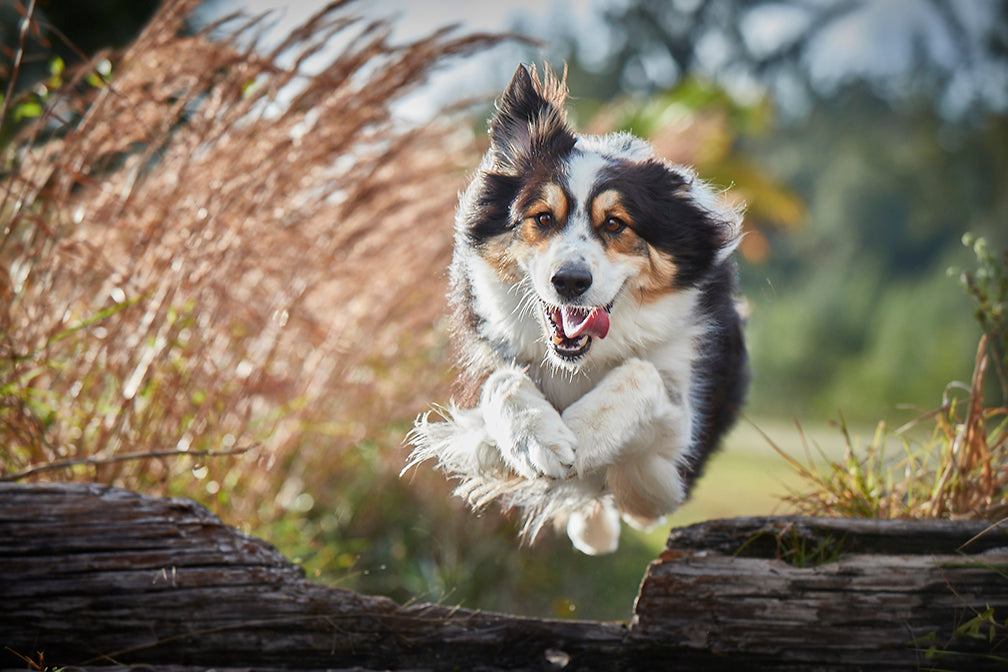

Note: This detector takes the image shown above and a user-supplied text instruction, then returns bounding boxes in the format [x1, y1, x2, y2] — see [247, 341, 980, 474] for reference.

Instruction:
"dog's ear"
[489, 64, 575, 173]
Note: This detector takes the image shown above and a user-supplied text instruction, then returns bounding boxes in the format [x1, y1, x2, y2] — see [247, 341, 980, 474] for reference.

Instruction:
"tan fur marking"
[606, 228, 646, 258]
[590, 189, 678, 302]
[591, 190, 635, 245]
[541, 183, 568, 223]
[590, 189, 624, 224]
[633, 246, 679, 302]
[594, 191, 647, 264]
[480, 234, 523, 284]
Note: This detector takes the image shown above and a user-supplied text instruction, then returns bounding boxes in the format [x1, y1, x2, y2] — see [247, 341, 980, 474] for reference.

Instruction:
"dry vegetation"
[0, 0, 497, 525]
[773, 340, 1008, 520]
[769, 237, 1008, 521]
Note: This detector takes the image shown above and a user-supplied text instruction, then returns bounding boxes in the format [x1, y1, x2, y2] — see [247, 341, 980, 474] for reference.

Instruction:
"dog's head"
[459, 64, 742, 370]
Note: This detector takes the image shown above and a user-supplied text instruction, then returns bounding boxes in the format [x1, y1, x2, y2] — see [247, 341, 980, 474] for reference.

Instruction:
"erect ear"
[488, 64, 575, 173]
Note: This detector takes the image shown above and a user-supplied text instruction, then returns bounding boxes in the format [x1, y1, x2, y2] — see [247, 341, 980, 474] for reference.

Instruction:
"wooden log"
[2, 482, 1007, 671]
[633, 516, 1008, 670]
[0, 482, 625, 671]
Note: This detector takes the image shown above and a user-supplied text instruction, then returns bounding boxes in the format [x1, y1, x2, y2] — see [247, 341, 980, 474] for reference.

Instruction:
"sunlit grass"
[765, 341, 1008, 521]
[764, 237, 1008, 522]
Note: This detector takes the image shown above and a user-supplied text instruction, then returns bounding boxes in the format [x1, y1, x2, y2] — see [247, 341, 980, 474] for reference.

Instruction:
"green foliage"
[910, 562, 1008, 668]
[735, 523, 847, 568]
[613, 78, 773, 139]
[0, 57, 60, 126]
[742, 99, 1008, 419]
[774, 238, 1008, 520]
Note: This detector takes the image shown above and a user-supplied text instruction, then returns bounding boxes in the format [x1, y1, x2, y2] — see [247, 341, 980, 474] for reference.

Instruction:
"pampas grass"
[0, 0, 499, 524]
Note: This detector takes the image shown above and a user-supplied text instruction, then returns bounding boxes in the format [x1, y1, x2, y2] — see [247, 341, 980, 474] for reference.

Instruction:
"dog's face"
[461, 65, 740, 370]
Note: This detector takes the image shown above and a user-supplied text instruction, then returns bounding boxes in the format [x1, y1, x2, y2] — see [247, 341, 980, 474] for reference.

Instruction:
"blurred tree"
[37, 0, 161, 54]
[557, 0, 1008, 121]
[1, 0, 162, 142]
[743, 94, 1008, 417]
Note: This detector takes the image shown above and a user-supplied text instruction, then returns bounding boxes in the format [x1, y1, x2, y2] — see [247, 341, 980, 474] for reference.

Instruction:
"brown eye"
[604, 216, 625, 233]
[536, 212, 554, 228]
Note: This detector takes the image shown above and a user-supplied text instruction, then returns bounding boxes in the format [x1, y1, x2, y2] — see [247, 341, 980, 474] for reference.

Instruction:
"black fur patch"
[489, 65, 576, 174]
[683, 261, 749, 488]
[465, 172, 522, 245]
[592, 160, 726, 288]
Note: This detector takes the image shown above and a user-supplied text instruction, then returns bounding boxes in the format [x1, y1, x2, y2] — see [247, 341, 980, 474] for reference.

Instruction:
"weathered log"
[0, 483, 625, 672]
[633, 516, 1008, 670]
[2, 482, 1007, 671]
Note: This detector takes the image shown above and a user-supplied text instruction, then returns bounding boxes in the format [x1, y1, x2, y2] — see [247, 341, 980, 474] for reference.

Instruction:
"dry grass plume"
[1, 0, 500, 523]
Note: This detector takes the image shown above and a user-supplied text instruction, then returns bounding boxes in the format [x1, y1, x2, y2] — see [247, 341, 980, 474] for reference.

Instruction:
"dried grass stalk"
[1, 0, 500, 521]
[769, 334, 1008, 521]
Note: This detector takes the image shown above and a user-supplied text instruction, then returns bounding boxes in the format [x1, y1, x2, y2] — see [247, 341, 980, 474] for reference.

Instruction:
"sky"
[197, 0, 1007, 120]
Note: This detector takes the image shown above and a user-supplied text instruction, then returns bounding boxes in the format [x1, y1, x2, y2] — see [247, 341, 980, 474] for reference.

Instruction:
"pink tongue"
[560, 306, 610, 339]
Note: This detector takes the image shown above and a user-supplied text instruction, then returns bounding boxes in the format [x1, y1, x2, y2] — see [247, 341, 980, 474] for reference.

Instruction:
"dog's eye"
[604, 216, 625, 233]
[536, 212, 554, 228]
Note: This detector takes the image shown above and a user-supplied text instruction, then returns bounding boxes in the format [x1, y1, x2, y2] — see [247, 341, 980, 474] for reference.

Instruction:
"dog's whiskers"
[514, 284, 540, 322]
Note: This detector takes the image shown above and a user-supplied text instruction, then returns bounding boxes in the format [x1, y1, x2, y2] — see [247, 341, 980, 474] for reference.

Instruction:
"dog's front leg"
[481, 366, 577, 479]
[561, 358, 689, 520]
[562, 358, 688, 472]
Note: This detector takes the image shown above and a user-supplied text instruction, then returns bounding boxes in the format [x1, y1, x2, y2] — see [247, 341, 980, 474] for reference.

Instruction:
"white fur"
[566, 149, 609, 202]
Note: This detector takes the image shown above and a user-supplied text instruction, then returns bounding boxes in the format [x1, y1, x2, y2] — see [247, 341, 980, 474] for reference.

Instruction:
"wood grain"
[634, 516, 1008, 670]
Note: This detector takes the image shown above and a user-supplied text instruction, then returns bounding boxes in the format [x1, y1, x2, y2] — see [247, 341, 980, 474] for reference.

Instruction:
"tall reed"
[1, 0, 497, 525]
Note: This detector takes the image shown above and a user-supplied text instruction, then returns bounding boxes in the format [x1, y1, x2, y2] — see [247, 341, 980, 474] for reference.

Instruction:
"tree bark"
[2, 482, 1006, 671]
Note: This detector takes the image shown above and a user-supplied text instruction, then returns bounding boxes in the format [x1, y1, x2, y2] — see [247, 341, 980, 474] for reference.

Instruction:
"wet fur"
[406, 65, 748, 554]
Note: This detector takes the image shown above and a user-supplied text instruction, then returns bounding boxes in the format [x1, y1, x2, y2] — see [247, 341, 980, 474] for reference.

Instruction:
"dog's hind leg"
[566, 498, 621, 555]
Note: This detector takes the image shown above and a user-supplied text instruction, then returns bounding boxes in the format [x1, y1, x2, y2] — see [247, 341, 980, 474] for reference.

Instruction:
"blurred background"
[2, 0, 1006, 620]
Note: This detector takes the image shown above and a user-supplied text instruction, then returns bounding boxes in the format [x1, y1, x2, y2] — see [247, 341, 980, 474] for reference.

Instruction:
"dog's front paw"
[481, 367, 576, 479]
[562, 358, 684, 475]
[497, 409, 576, 479]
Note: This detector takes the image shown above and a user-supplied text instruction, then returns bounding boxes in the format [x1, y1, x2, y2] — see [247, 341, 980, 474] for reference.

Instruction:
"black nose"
[551, 264, 593, 300]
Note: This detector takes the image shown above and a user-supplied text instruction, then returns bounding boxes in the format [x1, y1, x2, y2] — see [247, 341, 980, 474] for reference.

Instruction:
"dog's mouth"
[542, 302, 611, 360]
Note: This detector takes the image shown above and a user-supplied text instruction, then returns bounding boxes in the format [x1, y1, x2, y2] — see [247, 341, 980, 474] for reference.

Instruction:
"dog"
[405, 64, 748, 555]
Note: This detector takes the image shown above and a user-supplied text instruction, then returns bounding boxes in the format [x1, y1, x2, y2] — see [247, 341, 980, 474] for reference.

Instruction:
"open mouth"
[542, 302, 611, 360]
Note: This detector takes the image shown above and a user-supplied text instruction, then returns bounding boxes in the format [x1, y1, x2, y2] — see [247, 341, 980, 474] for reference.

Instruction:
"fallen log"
[1, 482, 1006, 671]
[633, 516, 1008, 670]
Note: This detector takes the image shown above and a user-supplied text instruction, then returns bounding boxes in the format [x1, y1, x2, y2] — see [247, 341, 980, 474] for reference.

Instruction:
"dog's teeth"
[552, 333, 564, 345]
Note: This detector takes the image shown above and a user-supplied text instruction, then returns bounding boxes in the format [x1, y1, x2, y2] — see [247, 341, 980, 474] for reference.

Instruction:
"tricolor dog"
[406, 64, 748, 554]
